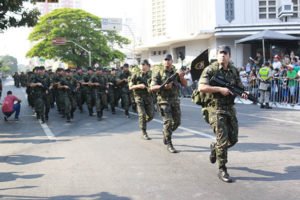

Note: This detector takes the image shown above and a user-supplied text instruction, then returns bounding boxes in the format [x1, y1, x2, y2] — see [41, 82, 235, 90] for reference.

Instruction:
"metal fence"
[244, 77, 300, 106]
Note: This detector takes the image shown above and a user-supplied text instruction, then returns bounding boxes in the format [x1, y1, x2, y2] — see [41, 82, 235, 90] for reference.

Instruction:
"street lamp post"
[67, 40, 91, 67]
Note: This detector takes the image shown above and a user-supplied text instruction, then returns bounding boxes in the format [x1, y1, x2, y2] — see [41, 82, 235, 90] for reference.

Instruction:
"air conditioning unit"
[278, 1, 294, 19]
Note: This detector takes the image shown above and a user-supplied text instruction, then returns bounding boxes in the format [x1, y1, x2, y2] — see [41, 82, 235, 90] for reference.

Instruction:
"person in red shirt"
[2, 91, 21, 121]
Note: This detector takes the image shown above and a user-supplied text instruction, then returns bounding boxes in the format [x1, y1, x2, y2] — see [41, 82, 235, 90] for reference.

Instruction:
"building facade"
[135, 0, 300, 68]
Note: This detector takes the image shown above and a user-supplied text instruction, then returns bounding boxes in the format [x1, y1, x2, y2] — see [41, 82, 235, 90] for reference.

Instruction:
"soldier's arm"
[198, 67, 232, 96]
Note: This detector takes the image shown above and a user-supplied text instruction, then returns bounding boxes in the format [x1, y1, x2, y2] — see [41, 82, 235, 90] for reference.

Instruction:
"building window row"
[259, 0, 300, 19]
[151, 50, 167, 56]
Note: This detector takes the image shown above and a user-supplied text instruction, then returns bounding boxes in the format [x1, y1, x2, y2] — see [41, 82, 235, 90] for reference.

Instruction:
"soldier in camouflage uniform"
[107, 68, 118, 114]
[91, 67, 107, 120]
[116, 63, 131, 118]
[150, 54, 187, 153]
[58, 69, 77, 122]
[53, 68, 65, 115]
[81, 67, 95, 116]
[29, 66, 51, 123]
[129, 60, 154, 140]
[198, 45, 248, 183]
[73, 68, 84, 112]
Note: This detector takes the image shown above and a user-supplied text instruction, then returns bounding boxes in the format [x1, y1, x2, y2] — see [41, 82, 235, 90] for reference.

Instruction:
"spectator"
[2, 91, 21, 121]
[182, 67, 193, 97]
[245, 58, 254, 74]
[272, 55, 282, 70]
[286, 64, 297, 105]
[249, 69, 258, 98]
[271, 68, 280, 102]
[254, 52, 264, 70]
[239, 67, 249, 88]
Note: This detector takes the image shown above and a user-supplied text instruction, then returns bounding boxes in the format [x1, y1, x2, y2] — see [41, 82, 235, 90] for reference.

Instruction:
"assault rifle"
[34, 76, 49, 91]
[210, 75, 258, 103]
[159, 73, 178, 90]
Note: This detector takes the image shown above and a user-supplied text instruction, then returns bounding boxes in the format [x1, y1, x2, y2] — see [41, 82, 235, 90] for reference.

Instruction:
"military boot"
[111, 107, 116, 114]
[41, 115, 45, 124]
[260, 103, 265, 109]
[265, 103, 272, 109]
[125, 110, 130, 118]
[142, 130, 151, 140]
[66, 114, 71, 123]
[167, 139, 178, 153]
[209, 142, 216, 164]
[218, 166, 233, 183]
[88, 108, 93, 116]
[97, 111, 103, 120]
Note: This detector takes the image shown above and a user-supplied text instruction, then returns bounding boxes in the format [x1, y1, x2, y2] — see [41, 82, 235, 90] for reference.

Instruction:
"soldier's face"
[217, 51, 230, 66]
[164, 59, 172, 68]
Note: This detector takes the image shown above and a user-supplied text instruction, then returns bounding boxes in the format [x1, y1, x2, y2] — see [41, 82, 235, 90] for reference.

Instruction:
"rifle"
[34, 76, 49, 91]
[210, 75, 258, 103]
[159, 73, 178, 90]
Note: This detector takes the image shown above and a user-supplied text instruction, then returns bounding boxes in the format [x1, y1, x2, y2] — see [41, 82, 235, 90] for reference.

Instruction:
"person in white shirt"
[272, 55, 282, 70]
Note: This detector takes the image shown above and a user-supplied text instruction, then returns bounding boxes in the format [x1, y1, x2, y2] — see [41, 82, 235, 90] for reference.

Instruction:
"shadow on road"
[0, 192, 132, 200]
[230, 165, 300, 182]
[232, 142, 293, 152]
[0, 155, 64, 165]
[0, 172, 44, 182]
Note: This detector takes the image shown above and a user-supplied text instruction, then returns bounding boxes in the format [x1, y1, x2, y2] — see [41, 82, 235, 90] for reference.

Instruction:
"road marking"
[21, 88, 56, 140]
[116, 107, 215, 139]
[180, 103, 300, 125]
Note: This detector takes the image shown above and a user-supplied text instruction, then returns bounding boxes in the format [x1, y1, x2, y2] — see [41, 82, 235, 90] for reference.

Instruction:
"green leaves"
[27, 8, 130, 67]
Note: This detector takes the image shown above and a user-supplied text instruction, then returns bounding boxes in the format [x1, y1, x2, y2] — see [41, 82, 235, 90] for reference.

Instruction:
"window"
[225, 0, 235, 23]
[258, 0, 276, 19]
[292, 0, 300, 18]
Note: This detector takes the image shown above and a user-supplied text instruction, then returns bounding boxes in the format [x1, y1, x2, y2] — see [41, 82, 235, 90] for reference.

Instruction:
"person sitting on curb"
[2, 91, 21, 121]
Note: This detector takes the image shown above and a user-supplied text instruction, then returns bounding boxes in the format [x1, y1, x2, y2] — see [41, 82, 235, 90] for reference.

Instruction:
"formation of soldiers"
[12, 55, 187, 155]
[22, 64, 138, 123]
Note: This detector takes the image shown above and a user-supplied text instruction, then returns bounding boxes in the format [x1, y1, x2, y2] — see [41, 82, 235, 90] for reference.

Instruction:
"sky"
[0, 0, 143, 66]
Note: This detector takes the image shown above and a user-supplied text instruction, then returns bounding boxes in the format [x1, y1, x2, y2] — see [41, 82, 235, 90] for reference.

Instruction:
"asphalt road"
[0, 78, 299, 200]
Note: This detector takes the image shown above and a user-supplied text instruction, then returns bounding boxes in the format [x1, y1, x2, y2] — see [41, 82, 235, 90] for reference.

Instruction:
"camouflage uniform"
[91, 72, 107, 119]
[199, 61, 242, 169]
[107, 72, 118, 114]
[73, 72, 84, 112]
[81, 73, 94, 116]
[116, 70, 131, 116]
[151, 66, 182, 150]
[30, 74, 51, 122]
[59, 75, 77, 122]
[129, 70, 154, 137]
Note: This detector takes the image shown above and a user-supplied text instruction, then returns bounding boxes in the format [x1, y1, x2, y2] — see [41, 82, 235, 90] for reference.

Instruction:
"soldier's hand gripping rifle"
[210, 75, 258, 103]
[159, 73, 178, 90]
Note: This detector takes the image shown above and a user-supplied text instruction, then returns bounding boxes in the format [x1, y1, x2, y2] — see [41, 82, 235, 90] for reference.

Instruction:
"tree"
[0, 0, 40, 30]
[26, 8, 130, 67]
[0, 55, 18, 73]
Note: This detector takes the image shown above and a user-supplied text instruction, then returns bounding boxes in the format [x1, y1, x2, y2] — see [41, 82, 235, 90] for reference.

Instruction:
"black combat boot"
[209, 142, 216, 164]
[260, 103, 265, 109]
[88, 108, 93, 116]
[45, 114, 49, 121]
[41, 115, 45, 123]
[66, 114, 71, 123]
[167, 139, 178, 153]
[218, 166, 233, 183]
[142, 130, 151, 140]
[97, 111, 103, 120]
[111, 107, 116, 114]
[265, 103, 272, 109]
[125, 110, 130, 118]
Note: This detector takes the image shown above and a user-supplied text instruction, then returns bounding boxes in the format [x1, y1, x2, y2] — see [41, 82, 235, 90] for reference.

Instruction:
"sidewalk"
[235, 97, 300, 110]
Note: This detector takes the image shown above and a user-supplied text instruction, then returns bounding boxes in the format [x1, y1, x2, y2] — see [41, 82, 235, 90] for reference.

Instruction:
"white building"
[136, 0, 300, 68]
[35, 0, 81, 15]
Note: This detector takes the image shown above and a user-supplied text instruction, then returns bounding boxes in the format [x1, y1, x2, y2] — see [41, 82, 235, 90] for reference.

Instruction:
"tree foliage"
[0, 0, 40, 30]
[26, 8, 130, 67]
[0, 55, 18, 73]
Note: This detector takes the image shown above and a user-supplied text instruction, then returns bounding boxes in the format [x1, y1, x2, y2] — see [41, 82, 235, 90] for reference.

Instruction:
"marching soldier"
[57, 69, 77, 122]
[129, 59, 154, 140]
[107, 68, 118, 114]
[29, 66, 51, 123]
[198, 45, 248, 182]
[116, 63, 131, 118]
[150, 54, 187, 153]
[91, 67, 107, 120]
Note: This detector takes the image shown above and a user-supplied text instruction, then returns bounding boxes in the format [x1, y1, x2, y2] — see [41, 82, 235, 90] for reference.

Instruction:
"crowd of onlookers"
[239, 51, 300, 106]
